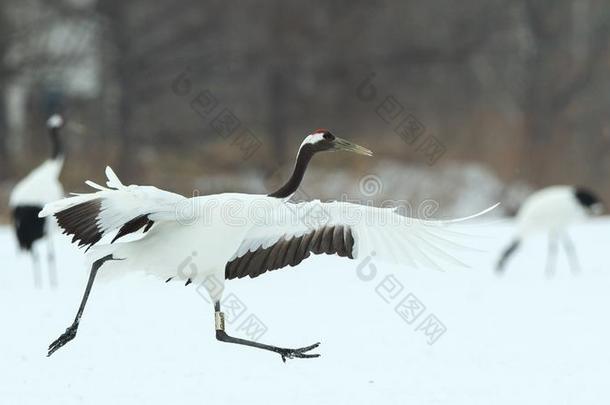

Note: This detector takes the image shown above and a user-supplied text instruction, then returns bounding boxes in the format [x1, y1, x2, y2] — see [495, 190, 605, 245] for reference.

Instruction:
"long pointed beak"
[333, 137, 373, 156]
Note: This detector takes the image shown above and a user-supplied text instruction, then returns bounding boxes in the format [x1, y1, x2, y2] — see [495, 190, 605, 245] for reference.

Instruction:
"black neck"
[268, 146, 315, 198]
[49, 127, 63, 159]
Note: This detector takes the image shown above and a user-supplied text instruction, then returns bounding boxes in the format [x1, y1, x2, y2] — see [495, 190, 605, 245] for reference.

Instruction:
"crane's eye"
[323, 132, 334, 140]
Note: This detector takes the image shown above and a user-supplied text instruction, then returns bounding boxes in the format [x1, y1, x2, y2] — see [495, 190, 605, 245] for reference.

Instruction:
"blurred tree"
[2, 0, 610, 215]
[519, 0, 610, 184]
[96, 0, 134, 175]
[0, 6, 9, 178]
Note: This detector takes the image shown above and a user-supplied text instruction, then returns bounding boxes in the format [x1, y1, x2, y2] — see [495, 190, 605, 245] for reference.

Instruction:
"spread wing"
[39, 166, 187, 249]
[225, 199, 497, 279]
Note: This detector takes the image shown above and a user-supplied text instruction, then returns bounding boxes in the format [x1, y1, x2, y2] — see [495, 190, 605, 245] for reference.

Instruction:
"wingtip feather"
[105, 166, 124, 189]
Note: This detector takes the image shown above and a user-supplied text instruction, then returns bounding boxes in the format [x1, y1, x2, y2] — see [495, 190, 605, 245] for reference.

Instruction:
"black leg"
[31, 249, 42, 289]
[496, 239, 521, 274]
[561, 233, 581, 274]
[48, 254, 114, 357]
[545, 233, 559, 278]
[213, 301, 320, 362]
[47, 236, 58, 289]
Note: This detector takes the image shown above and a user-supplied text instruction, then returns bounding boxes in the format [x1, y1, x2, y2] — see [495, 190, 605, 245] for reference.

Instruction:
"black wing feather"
[225, 225, 355, 280]
[54, 199, 155, 249]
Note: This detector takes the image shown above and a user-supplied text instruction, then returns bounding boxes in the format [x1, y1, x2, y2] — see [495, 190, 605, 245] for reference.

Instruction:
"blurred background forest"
[1, 0, 610, 220]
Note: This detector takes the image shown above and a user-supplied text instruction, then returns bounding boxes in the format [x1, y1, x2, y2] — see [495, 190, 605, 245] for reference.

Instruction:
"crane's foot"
[48, 323, 78, 357]
[275, 342, 321, 363]
[214, 308, 321, 362]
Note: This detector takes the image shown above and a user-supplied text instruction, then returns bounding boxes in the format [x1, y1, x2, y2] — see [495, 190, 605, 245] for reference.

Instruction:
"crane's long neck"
[49, 127, 63, 159]
[268, 146, 315, 199]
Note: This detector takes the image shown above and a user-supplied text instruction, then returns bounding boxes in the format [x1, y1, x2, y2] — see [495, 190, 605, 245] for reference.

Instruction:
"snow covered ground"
[1, 218, 609, 404]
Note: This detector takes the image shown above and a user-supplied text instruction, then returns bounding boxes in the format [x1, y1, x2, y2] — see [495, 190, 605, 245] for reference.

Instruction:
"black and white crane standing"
[42, 129, 494, 361]
[10, 114, 65, 288]
[496, 186, 603, 276]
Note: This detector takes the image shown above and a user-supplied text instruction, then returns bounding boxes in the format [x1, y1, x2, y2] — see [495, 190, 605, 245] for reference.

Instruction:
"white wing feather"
[39, 166, 186, 238]
[231, 199, 497, 271]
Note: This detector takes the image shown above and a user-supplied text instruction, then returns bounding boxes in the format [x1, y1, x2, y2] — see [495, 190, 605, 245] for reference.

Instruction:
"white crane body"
[497, 185, 603, 275]
[41, 130, 495, 360]
[9, 115, 65, 288]
[516, 186, 587, 236]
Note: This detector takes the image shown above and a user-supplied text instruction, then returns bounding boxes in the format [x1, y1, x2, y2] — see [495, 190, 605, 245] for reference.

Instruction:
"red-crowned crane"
[10, 114, 65, 288]
[41, 130, 495, 361]
[496, 186, 603, 276]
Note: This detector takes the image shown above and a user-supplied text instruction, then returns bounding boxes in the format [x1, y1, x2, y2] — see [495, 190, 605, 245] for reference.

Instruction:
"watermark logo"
[359, 174, 383, 197]
[171, 68, 263, 162]
[356, 72, 446, 165]
[171, 186, 448, 230]
[415, 314, 447, 345]
[182, 263, 269, 342]
[395, 293, 426, 325]
[175, 189, 201, 226]
[236, 314, 269, 342]
[354, 251, 448, 345]
[220, 293, 248, 325]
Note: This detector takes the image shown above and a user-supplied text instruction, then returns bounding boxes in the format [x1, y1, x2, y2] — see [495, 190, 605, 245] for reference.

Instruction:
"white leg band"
[215, 312, 225, 331]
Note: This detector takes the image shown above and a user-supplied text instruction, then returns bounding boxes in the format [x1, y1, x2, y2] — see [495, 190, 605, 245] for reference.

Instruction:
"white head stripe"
[299, 132, 325, 149]
[47, 114, 64, 128]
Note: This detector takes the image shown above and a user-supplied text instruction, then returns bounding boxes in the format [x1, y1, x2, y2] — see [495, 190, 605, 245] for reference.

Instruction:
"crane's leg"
[213, 300, 320, 362]
[561, 233, 581, 275]
[545, 233, 559, 278]
[31, 249, 42, 289]
[47, 255, 115, 357]
[47, 236, 58, 289]
[496, 238, 521, 274]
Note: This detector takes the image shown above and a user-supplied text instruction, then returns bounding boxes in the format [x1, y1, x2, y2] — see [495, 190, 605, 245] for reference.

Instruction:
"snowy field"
[1, 218, 609, 404]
